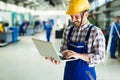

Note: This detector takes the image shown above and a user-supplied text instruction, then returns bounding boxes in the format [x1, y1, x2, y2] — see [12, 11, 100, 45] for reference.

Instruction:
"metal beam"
[2, 0, 8, 3]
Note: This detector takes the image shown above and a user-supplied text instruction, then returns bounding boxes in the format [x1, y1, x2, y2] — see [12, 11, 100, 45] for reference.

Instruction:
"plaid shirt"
[60, 21, 105, 66]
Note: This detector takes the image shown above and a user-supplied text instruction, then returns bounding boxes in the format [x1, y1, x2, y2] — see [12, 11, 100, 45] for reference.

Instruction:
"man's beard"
[73, 21, 80, 27]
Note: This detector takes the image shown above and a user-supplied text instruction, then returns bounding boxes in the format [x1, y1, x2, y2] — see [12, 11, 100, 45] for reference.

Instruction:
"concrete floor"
[0, 30, 120, 80]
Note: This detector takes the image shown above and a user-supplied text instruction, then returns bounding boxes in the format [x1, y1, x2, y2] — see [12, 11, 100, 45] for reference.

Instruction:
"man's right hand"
[45, 57, 60, 64]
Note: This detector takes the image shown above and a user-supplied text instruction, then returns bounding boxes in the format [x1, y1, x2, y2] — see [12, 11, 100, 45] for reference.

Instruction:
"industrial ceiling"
[0, 0, 94, 10]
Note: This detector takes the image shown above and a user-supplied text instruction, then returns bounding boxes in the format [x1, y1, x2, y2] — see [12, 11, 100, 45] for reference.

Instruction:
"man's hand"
[62, 50, 80, 59]
[62, 50, 90, 62]
[45, 57, 60, 64]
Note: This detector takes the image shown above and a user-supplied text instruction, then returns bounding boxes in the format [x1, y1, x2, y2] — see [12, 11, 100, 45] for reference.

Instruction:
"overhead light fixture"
[27, 0, 36, 2]
[27, 0, 33, 2]
[35, 2, 39, 5]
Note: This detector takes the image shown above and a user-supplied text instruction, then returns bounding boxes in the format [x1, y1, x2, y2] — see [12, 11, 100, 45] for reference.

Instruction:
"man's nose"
[71, 17, 76, 22]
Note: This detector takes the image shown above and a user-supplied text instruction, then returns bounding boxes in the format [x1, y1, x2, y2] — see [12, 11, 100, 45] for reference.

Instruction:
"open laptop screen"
[32, 38, 61, 61]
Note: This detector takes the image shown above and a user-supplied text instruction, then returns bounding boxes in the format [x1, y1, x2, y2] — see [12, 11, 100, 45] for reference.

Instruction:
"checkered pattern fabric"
[60, 21, 105, 66]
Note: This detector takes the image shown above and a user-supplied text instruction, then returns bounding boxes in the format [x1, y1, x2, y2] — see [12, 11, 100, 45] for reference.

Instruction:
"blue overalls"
[44, 24, 52, 42]
[64, 25, 96, 80]
[19, 22, 26, 36]
[110, 22, 120, 58]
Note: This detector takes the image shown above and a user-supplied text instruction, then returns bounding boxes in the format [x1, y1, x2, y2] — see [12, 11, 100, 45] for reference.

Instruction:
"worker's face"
[115, 17, 120, 22]
[118, 18, 120, 23]
[70, 11, 88, 27]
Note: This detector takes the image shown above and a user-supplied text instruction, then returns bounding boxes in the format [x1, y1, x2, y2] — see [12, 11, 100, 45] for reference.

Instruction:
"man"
[50, 0, 105, 80]
[19, 21, 26, 36]
[44, 20, 53, 42]
[109, 16, 120, 59]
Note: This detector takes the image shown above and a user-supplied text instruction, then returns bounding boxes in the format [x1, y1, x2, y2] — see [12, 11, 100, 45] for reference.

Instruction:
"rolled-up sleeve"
[88, 29, 106, 65]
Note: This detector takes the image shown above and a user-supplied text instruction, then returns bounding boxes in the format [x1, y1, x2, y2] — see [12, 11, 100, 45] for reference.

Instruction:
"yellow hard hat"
[66, 0, 90, 15]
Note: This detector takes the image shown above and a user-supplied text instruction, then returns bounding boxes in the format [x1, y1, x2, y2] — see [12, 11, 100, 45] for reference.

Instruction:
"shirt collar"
[79, 21, 90, 30]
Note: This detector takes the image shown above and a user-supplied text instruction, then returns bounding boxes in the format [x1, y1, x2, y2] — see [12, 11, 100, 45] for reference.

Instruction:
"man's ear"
[85, 12, 89, 17]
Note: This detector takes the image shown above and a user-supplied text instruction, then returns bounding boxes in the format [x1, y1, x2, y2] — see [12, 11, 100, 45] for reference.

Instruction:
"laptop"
[32, 38, 76, 62]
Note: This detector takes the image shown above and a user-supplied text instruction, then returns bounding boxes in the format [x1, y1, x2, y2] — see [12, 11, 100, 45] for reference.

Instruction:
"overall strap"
[113, 22, 120, 38]
[68, 26, 74, 40]
[85, 25, 93, 41]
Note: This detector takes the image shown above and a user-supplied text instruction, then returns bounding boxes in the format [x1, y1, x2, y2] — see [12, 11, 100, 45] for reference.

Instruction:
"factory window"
[98, 0, 106, 6]
[90, 1, 96, 10]
[106, 0, 113, 2]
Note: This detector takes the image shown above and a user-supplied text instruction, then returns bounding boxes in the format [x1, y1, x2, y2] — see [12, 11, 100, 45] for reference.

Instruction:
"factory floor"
[0, 30, 120, 80]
